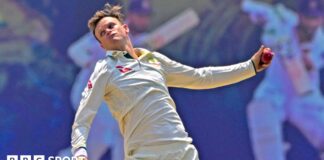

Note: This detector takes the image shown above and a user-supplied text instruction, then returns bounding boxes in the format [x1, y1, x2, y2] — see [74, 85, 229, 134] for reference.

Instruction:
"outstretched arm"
[154, 45, 272, 89]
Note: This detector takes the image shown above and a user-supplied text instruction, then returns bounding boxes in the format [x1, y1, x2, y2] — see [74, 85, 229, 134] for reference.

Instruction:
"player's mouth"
[107, 32, 117, 39]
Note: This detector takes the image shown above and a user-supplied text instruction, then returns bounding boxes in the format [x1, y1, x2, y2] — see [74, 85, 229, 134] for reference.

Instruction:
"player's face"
[95, 17, 130, 50]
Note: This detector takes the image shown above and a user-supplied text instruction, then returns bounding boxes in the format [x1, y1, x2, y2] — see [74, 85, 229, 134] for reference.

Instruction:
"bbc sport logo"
[7, 155, 44, 160]
[7, 155, 79, 160]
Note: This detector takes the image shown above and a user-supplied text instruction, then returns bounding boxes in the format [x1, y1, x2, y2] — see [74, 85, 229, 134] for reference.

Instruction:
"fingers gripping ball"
[261, 48, 274, 64]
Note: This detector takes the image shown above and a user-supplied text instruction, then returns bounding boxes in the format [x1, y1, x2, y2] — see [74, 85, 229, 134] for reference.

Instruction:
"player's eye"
[108, 23, 115, 29]
[100, 30, 105, 37]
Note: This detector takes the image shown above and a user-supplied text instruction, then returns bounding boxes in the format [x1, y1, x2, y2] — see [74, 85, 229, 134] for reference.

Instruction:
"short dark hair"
[88, 3, 125, 41]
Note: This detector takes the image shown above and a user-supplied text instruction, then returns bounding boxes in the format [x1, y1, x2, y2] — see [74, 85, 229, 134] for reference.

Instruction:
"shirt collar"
[106, 50, 128, 57]
[105, 48, 151, 58]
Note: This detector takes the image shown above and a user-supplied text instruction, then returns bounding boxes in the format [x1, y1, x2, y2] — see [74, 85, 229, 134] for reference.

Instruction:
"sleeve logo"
[87, 80, 93, 89]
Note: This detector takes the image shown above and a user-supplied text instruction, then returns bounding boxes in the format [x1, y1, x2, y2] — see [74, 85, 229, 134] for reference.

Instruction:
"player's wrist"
[250, 59, 257, 74]
[75, 155, 88, 160]
[74, 147, 88, 159]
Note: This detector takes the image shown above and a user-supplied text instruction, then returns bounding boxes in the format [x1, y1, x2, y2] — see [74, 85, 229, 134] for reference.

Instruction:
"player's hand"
[76, 155, 88, 160]
[251, 45, 274, 72]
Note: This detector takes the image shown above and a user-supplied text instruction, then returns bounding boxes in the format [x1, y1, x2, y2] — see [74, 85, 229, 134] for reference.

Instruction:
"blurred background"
[1, 0, 324, 159]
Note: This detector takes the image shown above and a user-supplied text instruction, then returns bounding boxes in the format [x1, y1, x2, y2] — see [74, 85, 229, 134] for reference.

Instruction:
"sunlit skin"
[94, 16, 139, 59]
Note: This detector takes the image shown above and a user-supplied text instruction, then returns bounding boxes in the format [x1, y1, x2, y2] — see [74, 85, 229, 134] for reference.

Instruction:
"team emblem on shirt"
[147, 57, 161, 66]
[116, 66, 132, 73]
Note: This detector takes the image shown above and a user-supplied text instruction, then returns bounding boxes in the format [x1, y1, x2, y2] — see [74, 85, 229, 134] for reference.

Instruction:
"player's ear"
[123, 24, 129, 34]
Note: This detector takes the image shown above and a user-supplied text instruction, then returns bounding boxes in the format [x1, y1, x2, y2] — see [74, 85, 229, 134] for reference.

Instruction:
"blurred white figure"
[57, 0, 153, 159]
[242, 0, 324, 160]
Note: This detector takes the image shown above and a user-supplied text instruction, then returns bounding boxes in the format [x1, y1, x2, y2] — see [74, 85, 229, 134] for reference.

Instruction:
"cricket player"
[59, 1, 154, 160]
[242, 0, 324, 159]
[71, 3, 272, 160]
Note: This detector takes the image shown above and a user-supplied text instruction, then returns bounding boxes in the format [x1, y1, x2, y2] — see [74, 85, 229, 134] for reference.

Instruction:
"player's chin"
[108, 38, 124, 45]
[106, 39, 120, 46]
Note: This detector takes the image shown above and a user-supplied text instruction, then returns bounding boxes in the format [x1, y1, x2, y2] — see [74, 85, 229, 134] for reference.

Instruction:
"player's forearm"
[71, 123, 89, 154]
[71, 98, 102, 154]
[167, 60, 256, 89]
[195, 60, 256, 89]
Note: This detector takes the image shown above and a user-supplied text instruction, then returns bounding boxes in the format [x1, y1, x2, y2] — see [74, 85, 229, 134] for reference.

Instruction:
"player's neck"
[123, 39, 139, 59]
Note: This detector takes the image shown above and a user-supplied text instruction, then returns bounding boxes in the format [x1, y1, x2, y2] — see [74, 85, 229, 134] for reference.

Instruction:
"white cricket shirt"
[71, 48, 256, 157]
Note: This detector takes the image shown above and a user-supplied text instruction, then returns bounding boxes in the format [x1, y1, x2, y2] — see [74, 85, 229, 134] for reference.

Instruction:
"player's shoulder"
[136, 48, 151, 55]
[135, 48, 171, 64]
[93, 58, 113, 75]
[151, 50, 171, 62]
[136, 48, 163, 58]
[135, 48, 164, 58]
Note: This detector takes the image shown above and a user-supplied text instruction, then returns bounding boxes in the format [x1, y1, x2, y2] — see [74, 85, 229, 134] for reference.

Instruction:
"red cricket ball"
[261, 49, 274, 64]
